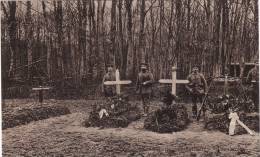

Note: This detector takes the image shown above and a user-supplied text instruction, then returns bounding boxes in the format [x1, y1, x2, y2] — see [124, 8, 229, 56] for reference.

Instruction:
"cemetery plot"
[3, 103, 260, 157]
[205, 112, 259, 135]
[103, 69, 132, 95]
[2, 101, 70, 129]
[203, 95, 259, 134]
[143, 67, 190, 133]
[84, 96, 142, 128]
[159, 66, 188, 95]
[206, 95, 255, 114]
[194, 76, 260, 135]
[144, 104, 189, 133]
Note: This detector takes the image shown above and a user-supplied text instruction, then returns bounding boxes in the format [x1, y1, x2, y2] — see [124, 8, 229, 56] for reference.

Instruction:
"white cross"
[213, 75, 239, 95]
[224, 74, 228, 95]
[159, 66, 189, 95]
[228, 112, 254, 136]
[103, 69, 131, 95]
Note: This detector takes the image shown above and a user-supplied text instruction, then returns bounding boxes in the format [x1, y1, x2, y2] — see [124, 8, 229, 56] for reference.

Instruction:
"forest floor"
[2, 99, 260, 157]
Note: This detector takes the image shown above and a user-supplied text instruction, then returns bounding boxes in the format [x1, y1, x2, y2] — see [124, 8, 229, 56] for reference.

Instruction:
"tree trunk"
[42, 1, 51, 79]
[101, 0, 108, 68]
[118, 0, 126, 78]
[253, 0, 258, 58]
[25, 1, 33, 82]
[125, 0, 133, 79]
[111, 0, 117, 67]
[54, 1, 64, 90]
[139, 0, 145, 64]
[7, 2, 17, 78]
[175, 0, 182, 62]
[213, 0, 221, 76]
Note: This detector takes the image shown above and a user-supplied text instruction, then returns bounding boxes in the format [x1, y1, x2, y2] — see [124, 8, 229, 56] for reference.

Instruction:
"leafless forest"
[1, 1, 260, 156]
[1, 0, 258, 97]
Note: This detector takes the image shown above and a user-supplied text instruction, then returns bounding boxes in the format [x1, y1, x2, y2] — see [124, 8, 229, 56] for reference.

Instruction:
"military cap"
[192, 65, 199, 71]
[140, 63, 148, 69]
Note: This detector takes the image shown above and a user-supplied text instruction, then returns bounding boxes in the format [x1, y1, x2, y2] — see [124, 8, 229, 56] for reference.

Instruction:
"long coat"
[136, 72, 154, 95]
[102, 73, 116, 97]
[186, 72, 207, 95]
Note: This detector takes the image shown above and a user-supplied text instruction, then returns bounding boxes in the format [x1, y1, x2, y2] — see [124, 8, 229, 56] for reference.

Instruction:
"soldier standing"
[136, 63, 154, 116]
[246, 60, 259, 111]
[186, 66, 208, 118]
[102, 65, 116, 97]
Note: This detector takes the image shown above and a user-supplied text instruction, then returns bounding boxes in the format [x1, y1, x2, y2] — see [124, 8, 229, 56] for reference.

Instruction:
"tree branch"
[144, 0, 157, 16]
[1, 2, 8, 18]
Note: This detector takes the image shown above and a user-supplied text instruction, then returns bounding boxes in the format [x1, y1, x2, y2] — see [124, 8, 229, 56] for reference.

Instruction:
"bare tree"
[110, 0, 117, 67]
[25, 1, 33, 81]
[2, 2, 17, 77]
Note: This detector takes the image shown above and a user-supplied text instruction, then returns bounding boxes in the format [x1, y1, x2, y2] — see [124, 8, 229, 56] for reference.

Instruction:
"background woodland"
[1, 0, 258, 98]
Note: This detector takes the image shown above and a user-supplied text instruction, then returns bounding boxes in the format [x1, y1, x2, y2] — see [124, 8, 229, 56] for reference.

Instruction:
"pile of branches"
[236, 113, 259, 134]
[144, 104, 189, 133]
[205, 94, 259, 134]
[207, 95, 255, 114]
[84, 96, 141, 128]
[204, 113, 230, 133]
[3, 103, 71, 129]
[199, 78, 259, 134]
[205, 113, 259, 134]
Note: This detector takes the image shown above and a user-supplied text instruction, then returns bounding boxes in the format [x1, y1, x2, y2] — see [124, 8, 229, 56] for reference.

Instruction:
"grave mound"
[3, 103, 71, 129]
[207, 95, 256, 114]
[205, 113, 259, 134]
[144, 104, 189, 133]
[205, 94, 259, 134]
[84, 96, 141, 128]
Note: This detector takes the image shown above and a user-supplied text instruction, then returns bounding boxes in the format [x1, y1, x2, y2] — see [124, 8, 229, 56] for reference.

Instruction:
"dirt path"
[3, 111, 260, 157]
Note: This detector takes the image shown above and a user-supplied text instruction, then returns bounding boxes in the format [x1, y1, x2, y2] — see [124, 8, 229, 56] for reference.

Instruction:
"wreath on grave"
[144, 92, 189, 133]
[207, 95, 255, 114]
[204, 95, 259, 134]
[84, 95, 141, 128]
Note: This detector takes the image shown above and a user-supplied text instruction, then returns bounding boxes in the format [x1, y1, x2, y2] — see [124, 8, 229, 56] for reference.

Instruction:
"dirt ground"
[2, 99, 260, 157]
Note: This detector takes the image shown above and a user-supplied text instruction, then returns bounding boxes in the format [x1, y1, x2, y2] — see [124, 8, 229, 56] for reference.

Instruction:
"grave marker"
[159, 66, 189, 95]
[229, 112, 254, 136]
[104, 69, 131, 95]
[32, 86, 51, 103]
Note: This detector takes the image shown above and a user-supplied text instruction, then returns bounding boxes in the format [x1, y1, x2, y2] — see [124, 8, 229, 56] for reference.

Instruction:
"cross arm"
[159, 79, 188, 84]
[159, 79, 172, 84]
[32, 87, 51, 90]
[175, 80, 189, 84]
[104, 80, 132, 85]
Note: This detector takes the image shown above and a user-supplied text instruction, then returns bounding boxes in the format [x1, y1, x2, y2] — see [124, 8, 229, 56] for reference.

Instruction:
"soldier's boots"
[146, 106, 149, 114]
[143, 105, 149, 116]
[143, 105, 147, 116]
[192, 104, 197, 118]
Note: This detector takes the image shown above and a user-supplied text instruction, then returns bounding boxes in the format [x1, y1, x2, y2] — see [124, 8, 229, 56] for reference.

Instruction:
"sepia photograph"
[1, 0, 259, 156]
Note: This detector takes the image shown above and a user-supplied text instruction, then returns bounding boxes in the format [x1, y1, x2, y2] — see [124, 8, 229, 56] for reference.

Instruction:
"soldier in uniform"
[102, 65, 116, 97]
[186, 66, 208, 118]
[246, 60, 259, 110]
[136, 63, 154, 116]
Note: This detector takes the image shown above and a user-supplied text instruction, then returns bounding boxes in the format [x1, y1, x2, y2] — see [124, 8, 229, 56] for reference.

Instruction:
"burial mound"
[3, 103, 71, 129]
[205, 95, 259, 134]
[144, 104, 189, 133]
[84, 96, 141, 128]
[205, 113, 259, 134]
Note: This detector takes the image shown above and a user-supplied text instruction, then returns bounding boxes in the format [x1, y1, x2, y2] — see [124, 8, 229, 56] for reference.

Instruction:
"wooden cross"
[213, 75, 239, 95]
[224, 74, 228, 95]
[103, 69, 131, 95]
[229, 112, 254, 136]
[32, 86, 50, 103]
[159, 66, 189, 95]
